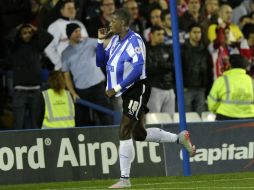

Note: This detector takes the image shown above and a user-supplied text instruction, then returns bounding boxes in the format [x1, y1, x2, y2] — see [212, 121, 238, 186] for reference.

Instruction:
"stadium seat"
[145, 113, 173, 124]
[201, 111, 216, 122]
[173, 112, 202, 123]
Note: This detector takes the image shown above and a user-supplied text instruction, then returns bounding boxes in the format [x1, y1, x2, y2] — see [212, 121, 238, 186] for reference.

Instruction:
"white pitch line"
[43, 177, 254, 190]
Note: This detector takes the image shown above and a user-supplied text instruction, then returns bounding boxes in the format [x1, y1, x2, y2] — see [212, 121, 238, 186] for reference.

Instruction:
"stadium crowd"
[0, 0, 254, 129]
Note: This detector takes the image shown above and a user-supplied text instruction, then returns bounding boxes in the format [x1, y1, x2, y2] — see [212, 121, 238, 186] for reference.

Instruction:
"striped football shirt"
[104, 30, 146, 96]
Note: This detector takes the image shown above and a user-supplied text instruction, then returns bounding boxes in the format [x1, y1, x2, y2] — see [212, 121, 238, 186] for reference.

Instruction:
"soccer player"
[96, 8, 196, 189]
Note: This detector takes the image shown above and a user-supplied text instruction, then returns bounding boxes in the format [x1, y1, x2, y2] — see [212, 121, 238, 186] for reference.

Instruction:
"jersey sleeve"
[96, 36, 117, 67]
[126, 36, 145, 66]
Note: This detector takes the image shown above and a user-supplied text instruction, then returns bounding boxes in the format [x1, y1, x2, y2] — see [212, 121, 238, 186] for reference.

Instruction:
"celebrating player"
[96, 8, 196, 189]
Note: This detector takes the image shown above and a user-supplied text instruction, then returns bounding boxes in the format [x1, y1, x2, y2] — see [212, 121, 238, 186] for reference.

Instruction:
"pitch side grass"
[1, 172, 254, 190]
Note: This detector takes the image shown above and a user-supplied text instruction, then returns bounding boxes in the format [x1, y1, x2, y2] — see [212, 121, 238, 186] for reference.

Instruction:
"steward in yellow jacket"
[208, 54, 254, 120]
[37, 71, 75, 128]
[42, 88, 75, 128]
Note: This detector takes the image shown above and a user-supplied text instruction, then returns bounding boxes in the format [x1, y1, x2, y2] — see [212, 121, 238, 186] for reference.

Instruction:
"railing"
[76, 98, 121, 125]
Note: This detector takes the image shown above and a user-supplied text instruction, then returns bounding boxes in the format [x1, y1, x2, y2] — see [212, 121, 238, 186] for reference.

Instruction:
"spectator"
[0, 0, 31, 37]
[208, 22, 251, 80]
[39, 0, 63, 29]
[200, 0, 220, 45]
[146, 26, 175, 115]
[177, 0, 188, 17]
[203, 0, 220, 19]
[85, 0, 115, 38]
[123, 0, 145, 36]
[27, 0, 44, 27]
[38, 71, 75, 128]
[136, 0, 165, 24]
[80, 0, 101, 22]
[62, 23, 112, 126]
[232, 0, 254, 25]
[45, 0, 88, 70]
[143, 6, 162, 42]
[182, 23, 212, 114]
[238, 15, 254, 29]
[161, 10, 172, 45]
[208, 4, 243, 43]
[157, 0, 168, 10]
[250, 11, 254, 20]
[242, 23, 254, 78]
[179, 0, 201, 33]
[208, 54, 254, 120]
[208, 25, 231, 80]
[7, 24, 53, 129]
[161, 10, 185, 45]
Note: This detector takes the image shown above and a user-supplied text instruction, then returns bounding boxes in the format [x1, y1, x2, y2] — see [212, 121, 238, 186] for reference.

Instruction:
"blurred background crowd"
[0, 0, 254, 130]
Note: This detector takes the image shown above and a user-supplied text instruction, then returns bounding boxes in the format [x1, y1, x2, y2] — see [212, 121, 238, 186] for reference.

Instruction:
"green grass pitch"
[1, 172, 254, 190]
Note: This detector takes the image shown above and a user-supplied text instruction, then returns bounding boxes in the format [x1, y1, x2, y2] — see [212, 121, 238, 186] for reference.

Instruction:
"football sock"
[119, 139, 135, 178]
[145, 128, 178, 143]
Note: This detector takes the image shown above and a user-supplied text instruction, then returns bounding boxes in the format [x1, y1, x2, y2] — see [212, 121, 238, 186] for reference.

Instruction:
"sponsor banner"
[1, 120, 253, 185]
[0, 126, 165, 185]
[163, 121, 254, 176]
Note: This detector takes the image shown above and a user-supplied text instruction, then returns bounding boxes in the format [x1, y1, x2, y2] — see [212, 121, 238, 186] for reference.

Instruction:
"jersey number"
[128, 100, 139, 115]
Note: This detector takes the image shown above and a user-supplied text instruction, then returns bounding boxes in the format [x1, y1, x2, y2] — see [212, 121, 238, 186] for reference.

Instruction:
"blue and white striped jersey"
[104, 30, 146, 96]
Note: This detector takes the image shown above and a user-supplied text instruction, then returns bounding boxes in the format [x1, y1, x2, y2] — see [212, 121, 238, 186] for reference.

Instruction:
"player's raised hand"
[98, 28, 108, 39]
[106, 89, 116, 98]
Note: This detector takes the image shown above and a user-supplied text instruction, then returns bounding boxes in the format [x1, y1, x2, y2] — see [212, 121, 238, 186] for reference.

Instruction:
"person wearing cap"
[45, 0, 88, 70]
[62, 23, 112, 126]
[208, 54, 254, 120]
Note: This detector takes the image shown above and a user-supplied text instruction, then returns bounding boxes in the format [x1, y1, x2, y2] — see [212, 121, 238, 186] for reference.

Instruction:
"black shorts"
[122, 79, 151, 120]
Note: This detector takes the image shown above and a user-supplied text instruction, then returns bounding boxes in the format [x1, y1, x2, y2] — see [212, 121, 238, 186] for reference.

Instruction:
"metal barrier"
[76, 98, 121, 125]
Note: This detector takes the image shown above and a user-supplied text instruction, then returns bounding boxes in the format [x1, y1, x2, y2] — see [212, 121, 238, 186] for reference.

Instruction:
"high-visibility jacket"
[42, 89, 75, 128]
[208, 68, 254, 118]
[208, 23, 243, 43]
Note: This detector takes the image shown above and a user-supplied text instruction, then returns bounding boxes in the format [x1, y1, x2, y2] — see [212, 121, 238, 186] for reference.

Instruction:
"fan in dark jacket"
[146, 26, 175, 115]
[7, 24, 53, 129]
[181, 23, 213, 114]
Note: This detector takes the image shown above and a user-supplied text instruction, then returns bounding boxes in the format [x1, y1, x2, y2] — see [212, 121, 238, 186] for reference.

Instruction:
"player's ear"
[121, 21, 128, 31]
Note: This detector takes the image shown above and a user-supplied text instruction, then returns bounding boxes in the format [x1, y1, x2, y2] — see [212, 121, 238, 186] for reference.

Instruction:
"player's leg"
[110, 80, 149, 189]
[132, 112, 178, 143]
[132, 105, 195, 156]
[132, 83, 179, 143]
[131, 112, 147, 141]
[119, 115, 137, 177]
[109, 115, 136, 189]
[178, 130, 196, 156]
[132, 113, 195, 156]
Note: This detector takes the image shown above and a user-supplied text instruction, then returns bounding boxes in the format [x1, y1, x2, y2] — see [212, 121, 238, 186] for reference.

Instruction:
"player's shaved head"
[113, 8, 132, 27]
